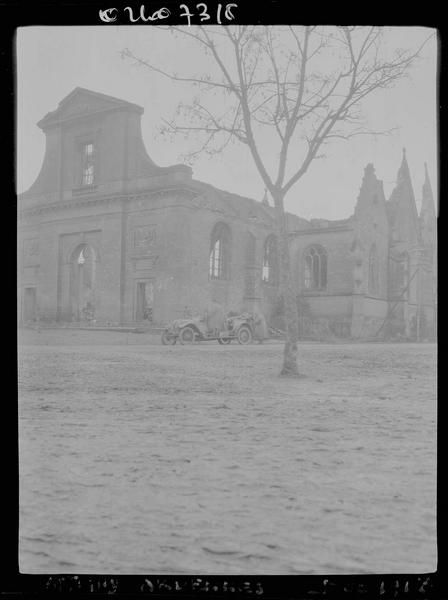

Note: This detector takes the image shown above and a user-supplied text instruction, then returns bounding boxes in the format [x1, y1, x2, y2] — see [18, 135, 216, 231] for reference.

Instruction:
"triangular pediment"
[38, 87, 143, 128]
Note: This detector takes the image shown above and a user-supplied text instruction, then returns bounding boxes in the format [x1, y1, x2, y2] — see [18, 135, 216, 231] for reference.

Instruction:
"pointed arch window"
[368, 244, 379, 295]
[262, 235, 278, 285]
[209, 222, 231, 280]
[304, 245, 327, 290]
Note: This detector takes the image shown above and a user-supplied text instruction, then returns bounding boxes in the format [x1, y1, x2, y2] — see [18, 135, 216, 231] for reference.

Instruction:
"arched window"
[262, 235, 278, 285]
[368, 244, 379, 295]
[74, 244, 96, 290]
[70, 243, 97, 321]
[209, 222, 231, 280]
[304, 245, 327, 290]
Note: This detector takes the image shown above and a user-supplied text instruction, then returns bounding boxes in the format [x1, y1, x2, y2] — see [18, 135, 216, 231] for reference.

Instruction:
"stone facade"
[18, 88, 437, 339]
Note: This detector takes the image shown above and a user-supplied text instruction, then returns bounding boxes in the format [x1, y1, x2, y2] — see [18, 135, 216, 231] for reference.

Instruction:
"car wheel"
[237, 325, 253, 345]
[179, 326, 197, 344]
[161, 330, 176, 345]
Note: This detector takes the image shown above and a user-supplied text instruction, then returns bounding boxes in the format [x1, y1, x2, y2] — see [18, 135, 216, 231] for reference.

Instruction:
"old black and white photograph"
[17, 22, 438, 577]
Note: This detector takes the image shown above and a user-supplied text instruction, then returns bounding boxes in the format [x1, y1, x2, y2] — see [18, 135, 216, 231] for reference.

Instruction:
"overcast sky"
[17, 26, 437, 220]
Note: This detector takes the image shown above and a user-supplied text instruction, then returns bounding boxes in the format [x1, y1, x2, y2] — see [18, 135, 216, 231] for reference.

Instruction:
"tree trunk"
[273, 192, 301, 377]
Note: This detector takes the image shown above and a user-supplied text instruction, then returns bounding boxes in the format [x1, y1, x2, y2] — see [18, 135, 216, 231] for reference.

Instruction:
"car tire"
[161, 330, 176, 345]
[179, 326, 197, 344]
[237, 325, 253, 345]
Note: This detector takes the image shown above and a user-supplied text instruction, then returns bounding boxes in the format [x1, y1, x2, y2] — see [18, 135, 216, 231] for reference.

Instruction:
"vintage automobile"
[161, 313, 255, 345]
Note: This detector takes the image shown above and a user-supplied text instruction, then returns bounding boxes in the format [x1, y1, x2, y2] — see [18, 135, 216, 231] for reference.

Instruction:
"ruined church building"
[18, 88, 437, 339]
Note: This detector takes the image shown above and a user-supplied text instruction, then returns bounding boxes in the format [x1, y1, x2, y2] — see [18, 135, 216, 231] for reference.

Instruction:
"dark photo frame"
[4, 2, 444, 598]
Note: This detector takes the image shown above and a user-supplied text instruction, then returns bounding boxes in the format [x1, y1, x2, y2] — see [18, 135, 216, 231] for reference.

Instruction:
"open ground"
[18, 329, 437, 574]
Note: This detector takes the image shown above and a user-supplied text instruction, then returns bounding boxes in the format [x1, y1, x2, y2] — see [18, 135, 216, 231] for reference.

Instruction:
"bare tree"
[122, 26, 432, 376]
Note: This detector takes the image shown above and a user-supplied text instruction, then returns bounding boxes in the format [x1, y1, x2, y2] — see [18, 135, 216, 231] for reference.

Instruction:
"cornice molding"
[289, 225, 353, 236]
[18, 187, 201, 219]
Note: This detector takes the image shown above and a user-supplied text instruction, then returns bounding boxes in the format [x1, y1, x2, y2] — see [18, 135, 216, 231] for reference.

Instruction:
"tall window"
[262, 235, 278, 285]
[82, 142, 95, 186]
[404, 252, 410, 299]
[71, 244, 97, 322]
[209, 222, 231, 280]
[304, 245, 327, 290]
[368, 244, 379, 295]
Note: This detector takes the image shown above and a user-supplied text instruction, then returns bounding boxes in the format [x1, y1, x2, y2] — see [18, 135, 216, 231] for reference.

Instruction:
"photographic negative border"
[4, 1, 445, 598]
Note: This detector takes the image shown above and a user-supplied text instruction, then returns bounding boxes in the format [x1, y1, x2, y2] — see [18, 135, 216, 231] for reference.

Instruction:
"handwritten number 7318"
[180, 3, 237, 25]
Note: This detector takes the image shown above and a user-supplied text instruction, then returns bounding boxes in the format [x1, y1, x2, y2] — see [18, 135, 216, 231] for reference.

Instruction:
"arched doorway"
[70, 244, 97, 322]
